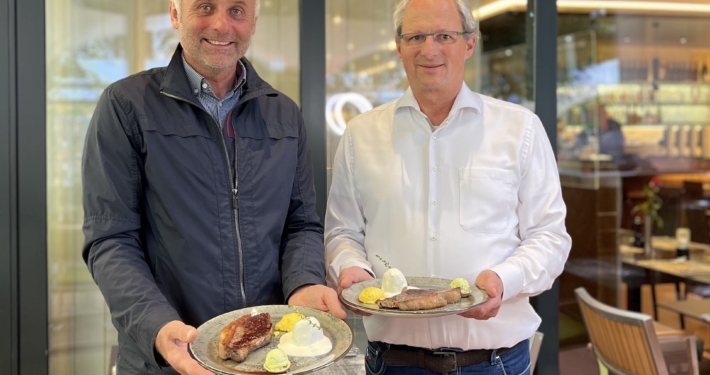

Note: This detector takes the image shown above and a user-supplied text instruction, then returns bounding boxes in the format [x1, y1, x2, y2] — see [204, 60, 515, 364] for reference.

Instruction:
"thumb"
[178, 324, 198, 343]
[324, 289, 348, 320]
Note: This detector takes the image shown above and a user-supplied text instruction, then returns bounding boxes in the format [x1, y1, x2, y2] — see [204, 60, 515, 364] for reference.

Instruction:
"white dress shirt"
[325, 83, 571, 350]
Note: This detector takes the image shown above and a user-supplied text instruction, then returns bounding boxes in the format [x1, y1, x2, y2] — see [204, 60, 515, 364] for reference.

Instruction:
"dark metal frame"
[529, 0, 560, 374]
[2, 0, 48, 373]
[17, 0, 48, 372]
[300, 0, 328, 222]
[1, 0, 17, 372]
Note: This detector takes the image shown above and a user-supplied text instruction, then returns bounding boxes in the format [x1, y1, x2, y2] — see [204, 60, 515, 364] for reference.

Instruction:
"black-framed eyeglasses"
[398, 31, 471, 47]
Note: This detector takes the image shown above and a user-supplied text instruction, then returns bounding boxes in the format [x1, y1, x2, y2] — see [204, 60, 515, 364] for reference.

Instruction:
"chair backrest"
[575, 287, 669, 375]
[529, 331, 544, 375]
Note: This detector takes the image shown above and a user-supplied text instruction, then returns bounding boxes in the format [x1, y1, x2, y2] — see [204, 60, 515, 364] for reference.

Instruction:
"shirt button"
[202, 83, 208, 89]
[432, 200, 437, 205]
[193, 89, 199, 94]
[433, 166, 438, 171]
[432, 134, 437, 139]
[431, 236, 437, 241]
[218, 102, 223, 107]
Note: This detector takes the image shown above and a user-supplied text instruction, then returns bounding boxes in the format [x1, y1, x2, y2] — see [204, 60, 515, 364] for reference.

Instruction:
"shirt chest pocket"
[459, 167, 516, 234]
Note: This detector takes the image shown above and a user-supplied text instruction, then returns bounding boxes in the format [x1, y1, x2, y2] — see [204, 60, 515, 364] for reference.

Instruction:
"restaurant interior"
[6, 0, 710, 374]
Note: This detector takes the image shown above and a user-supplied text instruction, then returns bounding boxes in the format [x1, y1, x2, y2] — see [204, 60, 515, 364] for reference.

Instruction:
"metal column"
[299, 0, 328, 221]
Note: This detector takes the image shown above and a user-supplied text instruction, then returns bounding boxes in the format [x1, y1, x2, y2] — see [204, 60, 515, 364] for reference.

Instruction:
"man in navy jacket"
[81, 0, 344, 374]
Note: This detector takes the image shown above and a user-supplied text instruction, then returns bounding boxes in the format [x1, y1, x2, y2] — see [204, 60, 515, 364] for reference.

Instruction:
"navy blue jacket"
[82, 45, 325, 374]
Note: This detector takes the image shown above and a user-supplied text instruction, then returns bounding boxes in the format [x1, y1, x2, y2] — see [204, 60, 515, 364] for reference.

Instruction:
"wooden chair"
[575, 287, 699, 375]
[529, 331, 543, 375]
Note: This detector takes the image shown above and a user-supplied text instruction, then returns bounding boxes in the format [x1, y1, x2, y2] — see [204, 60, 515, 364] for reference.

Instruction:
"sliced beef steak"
[376, 288, 462, 311]
[218, 312, 273, 362]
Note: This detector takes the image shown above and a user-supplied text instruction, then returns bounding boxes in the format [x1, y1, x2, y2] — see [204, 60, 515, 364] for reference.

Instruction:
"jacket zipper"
[160, 90, 248, 307]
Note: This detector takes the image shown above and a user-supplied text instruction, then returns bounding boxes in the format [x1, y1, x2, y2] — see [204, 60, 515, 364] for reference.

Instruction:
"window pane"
[555, 1, 710, 354]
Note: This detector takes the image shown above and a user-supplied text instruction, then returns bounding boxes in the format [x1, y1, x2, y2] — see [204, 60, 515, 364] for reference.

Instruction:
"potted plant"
[631, 178, 664, 256]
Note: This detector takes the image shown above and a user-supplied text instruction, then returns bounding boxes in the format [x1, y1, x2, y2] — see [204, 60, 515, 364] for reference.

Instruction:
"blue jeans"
[365, 340, 531, 375]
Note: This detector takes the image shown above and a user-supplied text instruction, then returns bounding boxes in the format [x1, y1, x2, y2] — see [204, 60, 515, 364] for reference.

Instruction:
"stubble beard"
[179, 21, 252, 76]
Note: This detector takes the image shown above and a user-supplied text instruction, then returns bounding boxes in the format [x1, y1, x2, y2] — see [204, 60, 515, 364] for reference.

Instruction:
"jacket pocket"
[459, 167, 515, 234]
[139, 117, 212, 138]
[266, 123, 299, 139]
[237, 121, 299, 140]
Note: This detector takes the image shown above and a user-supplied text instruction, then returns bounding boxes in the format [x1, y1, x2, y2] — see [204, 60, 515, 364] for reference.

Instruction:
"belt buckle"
[432, 351, 457, 372]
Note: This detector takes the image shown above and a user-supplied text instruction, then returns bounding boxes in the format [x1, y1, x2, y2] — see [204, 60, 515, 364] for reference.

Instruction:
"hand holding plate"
[156, 320, 215, 375]
[458, 270, 503, 320]
[289, 284, 348, 320]
[338, 267, 374, 316]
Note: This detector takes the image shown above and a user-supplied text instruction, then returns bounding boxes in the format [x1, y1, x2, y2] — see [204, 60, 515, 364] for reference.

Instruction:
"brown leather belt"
[377, 340, 524, 373]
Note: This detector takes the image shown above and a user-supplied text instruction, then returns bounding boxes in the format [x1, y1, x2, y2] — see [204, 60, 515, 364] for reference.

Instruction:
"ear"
[464, 34, 476, 59]
[252, 16, 258, 36]
[169, 2, 179, 29]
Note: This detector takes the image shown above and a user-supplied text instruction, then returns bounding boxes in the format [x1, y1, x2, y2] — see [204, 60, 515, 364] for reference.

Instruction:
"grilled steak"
[218, 313, 273, 362]
[377, 288, 462, 311]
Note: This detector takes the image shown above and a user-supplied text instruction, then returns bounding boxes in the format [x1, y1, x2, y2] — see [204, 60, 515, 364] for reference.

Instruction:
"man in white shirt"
[324, 0, 571, 374]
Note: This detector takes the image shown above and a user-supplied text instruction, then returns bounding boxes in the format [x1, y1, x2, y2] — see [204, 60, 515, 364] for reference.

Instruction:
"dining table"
[621, 236, 710, 325]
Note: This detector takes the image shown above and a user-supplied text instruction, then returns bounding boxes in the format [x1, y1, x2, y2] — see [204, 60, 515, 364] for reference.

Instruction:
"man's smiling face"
[396, 0, 475, 94]
[171, 0, 258, 77]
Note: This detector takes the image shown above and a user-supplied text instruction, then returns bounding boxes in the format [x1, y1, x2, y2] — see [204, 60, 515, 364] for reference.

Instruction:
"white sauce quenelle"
[381, 268, 408, 297]
[278, 317, 332, 357]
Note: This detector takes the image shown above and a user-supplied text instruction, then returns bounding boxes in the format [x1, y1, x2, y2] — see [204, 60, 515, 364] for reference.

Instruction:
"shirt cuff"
[490, 262, 523, 302]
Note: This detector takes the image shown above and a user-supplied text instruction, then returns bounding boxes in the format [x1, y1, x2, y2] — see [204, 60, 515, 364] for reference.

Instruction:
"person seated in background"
[599, 118, 625, 162]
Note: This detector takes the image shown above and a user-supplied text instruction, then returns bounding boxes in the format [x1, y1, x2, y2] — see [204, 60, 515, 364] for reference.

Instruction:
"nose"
[420, 35, 440, 58]
[212, 10, 230, 33]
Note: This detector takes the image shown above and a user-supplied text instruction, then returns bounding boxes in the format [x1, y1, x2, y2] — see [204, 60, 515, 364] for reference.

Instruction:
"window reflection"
[46, 1, 298, 374]
[554, 5, 710, 356]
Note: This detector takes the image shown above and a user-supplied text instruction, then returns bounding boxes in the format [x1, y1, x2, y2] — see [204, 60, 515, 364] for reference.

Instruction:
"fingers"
[169, 350, 214, 375]
[338, 273, 355, 294]
[322, 288, 348, 320]
[458, 294, 502, 320]
[338, 267, 374, 295]
[156, 322, 214, 375]
[289, 285, 350, 320]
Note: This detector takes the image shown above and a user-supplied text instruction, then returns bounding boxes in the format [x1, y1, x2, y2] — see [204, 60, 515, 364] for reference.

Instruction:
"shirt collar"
[395, 82, 483, 116]
[181, 53, 246, 97]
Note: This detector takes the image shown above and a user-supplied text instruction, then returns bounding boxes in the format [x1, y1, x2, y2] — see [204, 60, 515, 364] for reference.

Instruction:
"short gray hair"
[171, 0, 261, 18]
[393, 0, 479, 40]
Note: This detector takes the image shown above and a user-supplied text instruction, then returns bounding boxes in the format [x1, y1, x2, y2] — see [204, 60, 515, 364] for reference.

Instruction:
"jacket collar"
[160, 43, 276, 104]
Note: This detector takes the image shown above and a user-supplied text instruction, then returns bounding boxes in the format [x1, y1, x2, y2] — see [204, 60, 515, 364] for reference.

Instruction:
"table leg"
[628, 283, 642, 312]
